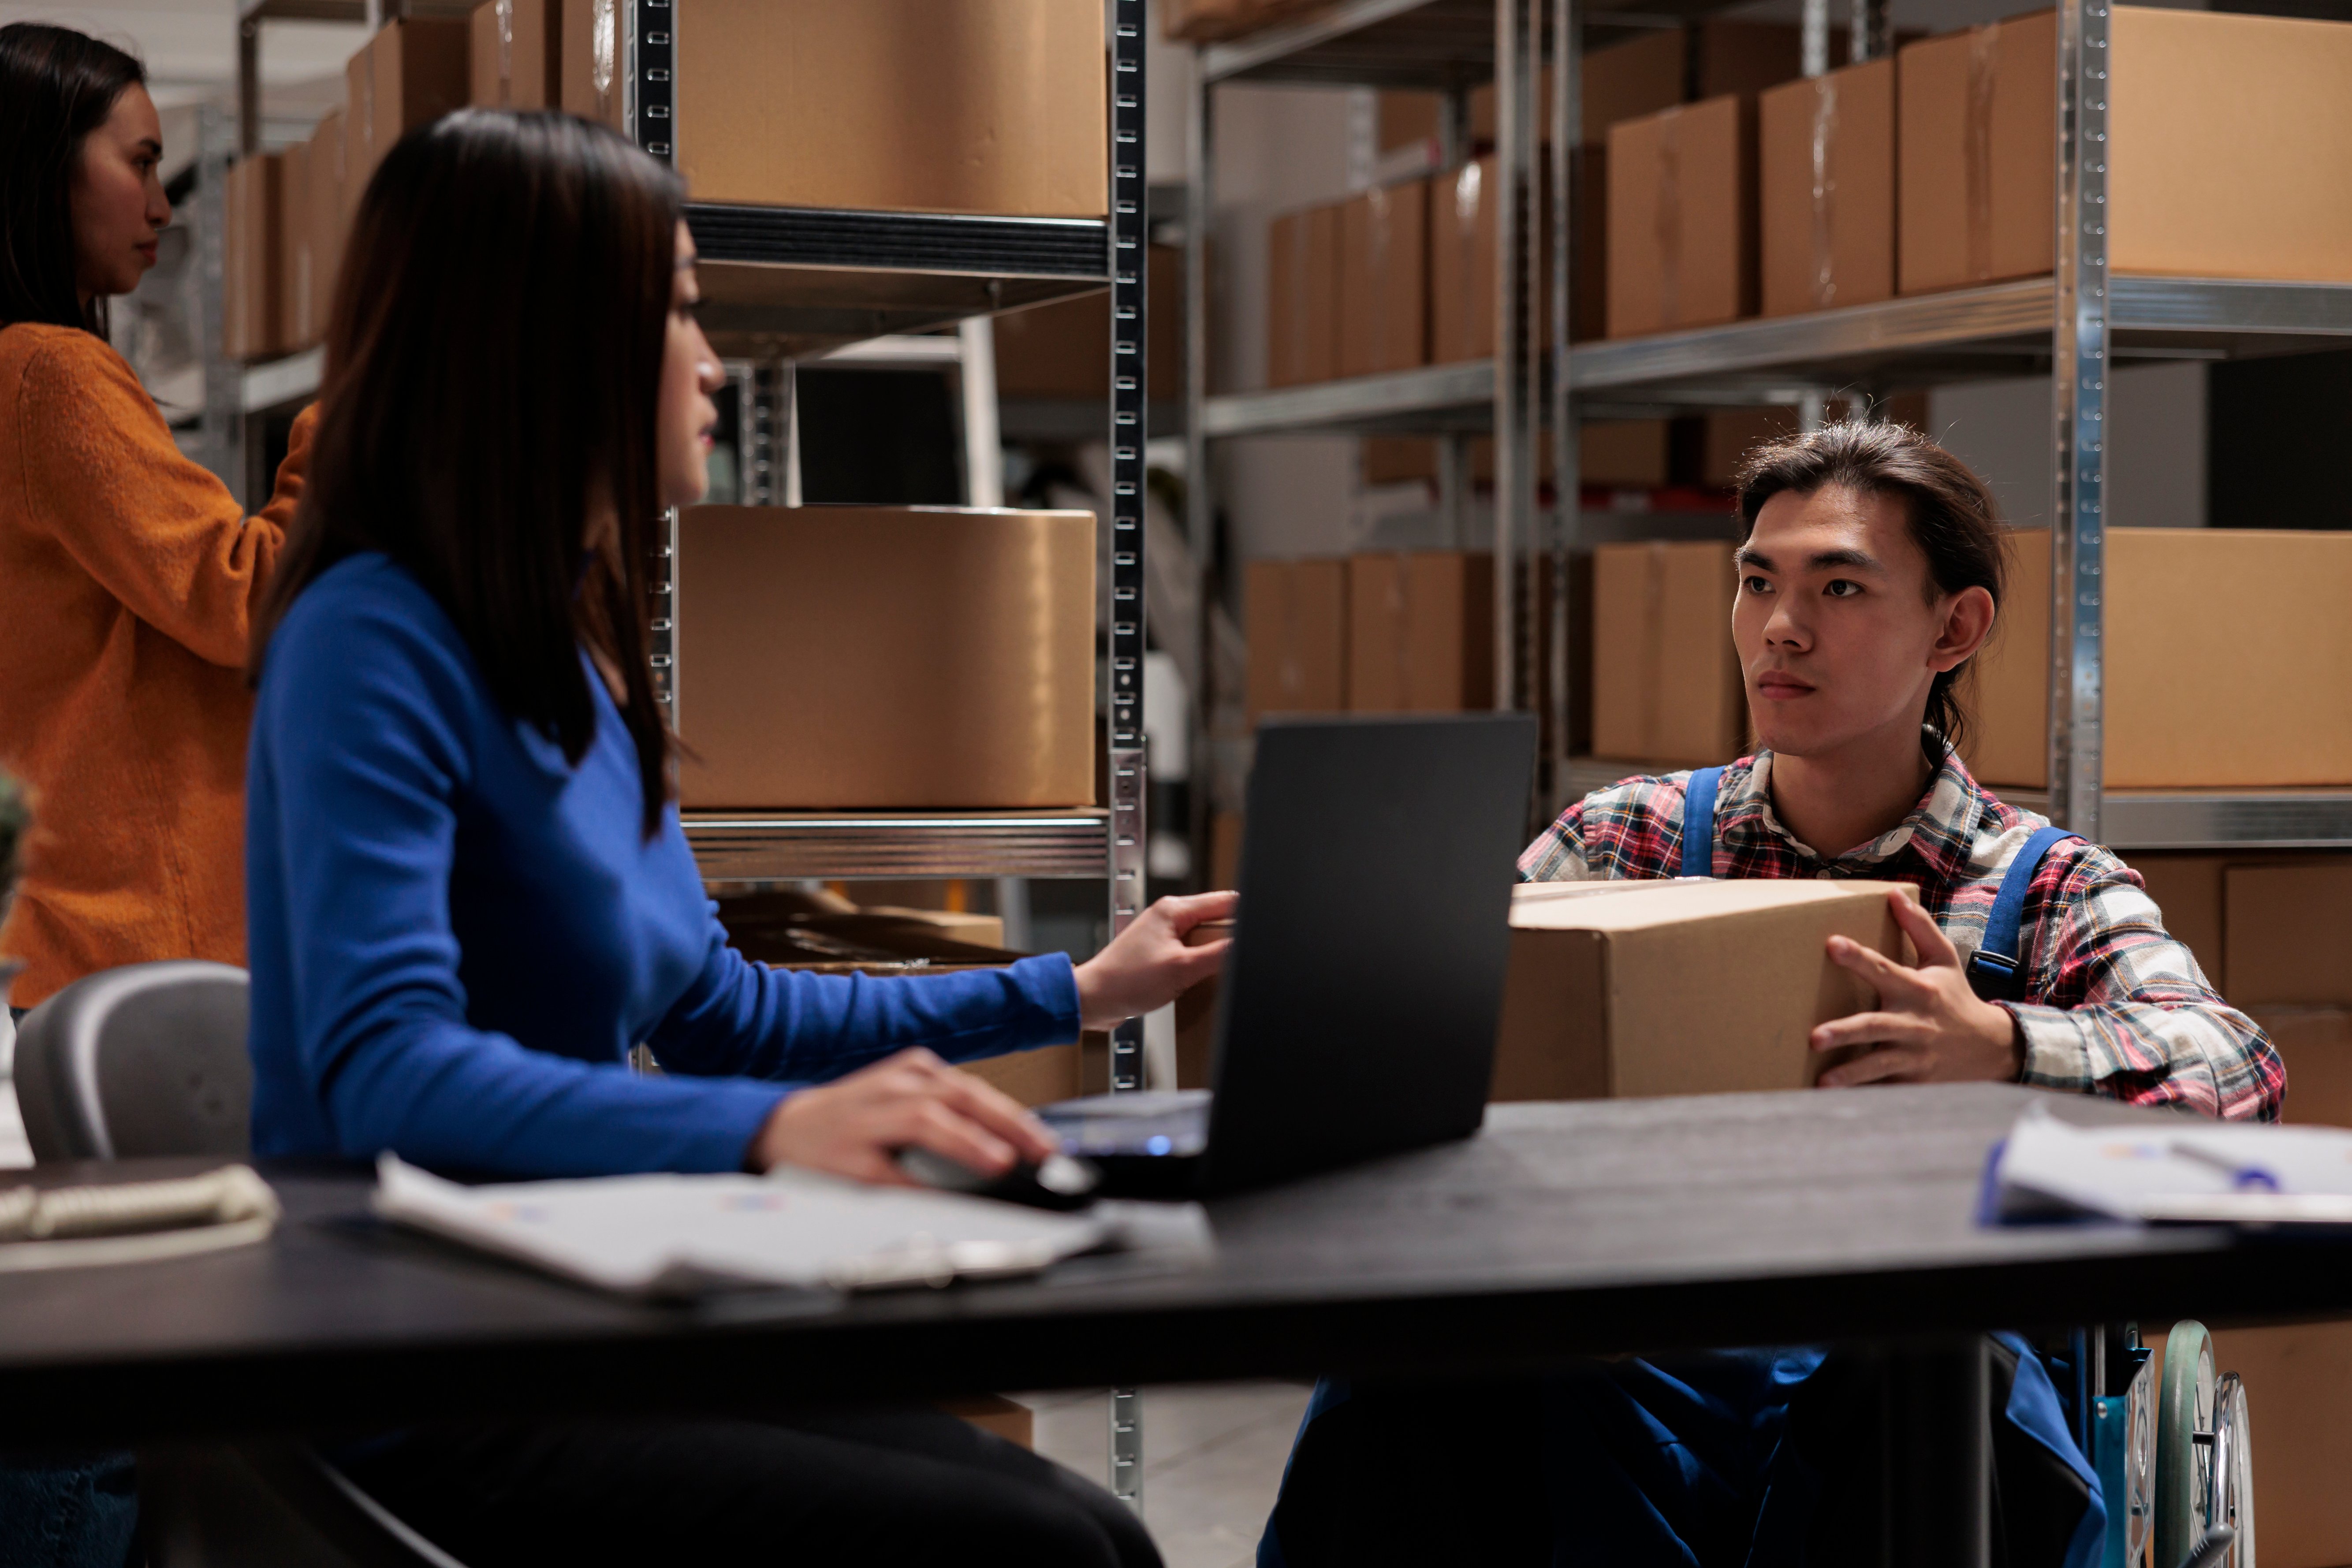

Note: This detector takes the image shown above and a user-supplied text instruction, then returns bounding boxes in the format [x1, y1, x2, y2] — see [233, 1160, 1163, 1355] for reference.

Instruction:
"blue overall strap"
[1679, 767, 1726, 879]
[1966, 825, 2080, 1003]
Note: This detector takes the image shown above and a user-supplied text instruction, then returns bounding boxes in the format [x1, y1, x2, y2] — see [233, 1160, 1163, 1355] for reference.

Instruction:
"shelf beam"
[684, 812, 1112, 884]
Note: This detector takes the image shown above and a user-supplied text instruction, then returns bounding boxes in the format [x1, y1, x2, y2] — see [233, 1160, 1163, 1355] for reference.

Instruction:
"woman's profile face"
[70, 82, 168, 303]
[656, 221, 723, 511]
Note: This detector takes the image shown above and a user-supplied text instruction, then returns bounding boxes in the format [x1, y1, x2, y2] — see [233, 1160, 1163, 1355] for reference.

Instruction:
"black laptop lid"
[1196, 714, 1535, 1195]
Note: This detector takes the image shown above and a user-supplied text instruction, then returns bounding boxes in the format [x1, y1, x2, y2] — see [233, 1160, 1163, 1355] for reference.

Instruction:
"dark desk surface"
[4, 1084, 2350, 1446]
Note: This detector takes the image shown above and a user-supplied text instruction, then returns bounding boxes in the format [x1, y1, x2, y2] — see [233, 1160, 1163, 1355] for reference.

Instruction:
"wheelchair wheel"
[2212, 1372, 2255, 1568]
[2158, 1322, 2217, 1568]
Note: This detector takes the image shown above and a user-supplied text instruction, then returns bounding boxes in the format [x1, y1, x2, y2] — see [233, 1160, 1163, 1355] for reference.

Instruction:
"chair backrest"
[13, 961, 251, 1162]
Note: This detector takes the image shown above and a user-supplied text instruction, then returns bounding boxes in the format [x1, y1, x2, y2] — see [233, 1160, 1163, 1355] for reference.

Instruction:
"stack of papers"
[376, 1157, 1126, 1299]
[1989, 1102, 2352, 1227]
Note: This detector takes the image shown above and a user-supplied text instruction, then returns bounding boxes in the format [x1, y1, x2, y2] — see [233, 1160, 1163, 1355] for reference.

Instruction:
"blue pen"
[2171, 1142, 2282, 1192]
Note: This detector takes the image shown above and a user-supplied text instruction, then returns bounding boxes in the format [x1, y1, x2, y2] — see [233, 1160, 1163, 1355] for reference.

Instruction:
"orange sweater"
[0, 323, 316, 1007]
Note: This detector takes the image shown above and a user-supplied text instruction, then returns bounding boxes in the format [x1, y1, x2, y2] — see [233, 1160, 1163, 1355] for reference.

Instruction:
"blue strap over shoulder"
[1965, 825, 2080, 1004]
[1679, 767, 1725, 879]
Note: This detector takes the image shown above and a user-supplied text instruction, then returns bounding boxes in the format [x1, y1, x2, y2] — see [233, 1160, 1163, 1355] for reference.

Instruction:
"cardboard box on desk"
[1607, 95, 1759, 338]
[1492, 879, 1913, 1102]
[1268, 204, 1342, 387]
[673, 506, 1096, 810]
[1901, 7, 2352, 295]
[1244, 559, 1348, 724]
[345, 18, 470, 223]
[1346, 552, 1494, 714]
[1338, 180, 1429, 379]
[1759, 58, 1895, 317]
[1588, 541, 1746, 768]
[671, 0, 1105, 218]
[223, 153, 284, 363]
[1967, 529, 2352, 788]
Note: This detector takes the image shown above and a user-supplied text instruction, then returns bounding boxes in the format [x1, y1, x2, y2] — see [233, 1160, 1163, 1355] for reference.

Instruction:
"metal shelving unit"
[1186, 0, 2352, 853]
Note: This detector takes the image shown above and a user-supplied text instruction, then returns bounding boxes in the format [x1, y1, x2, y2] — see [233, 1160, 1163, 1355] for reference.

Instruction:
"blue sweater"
[246, 553, 1082, 1178]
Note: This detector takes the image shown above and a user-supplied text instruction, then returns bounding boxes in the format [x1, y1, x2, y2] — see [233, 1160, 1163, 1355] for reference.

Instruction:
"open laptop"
[1038, 714, 1536, 1198]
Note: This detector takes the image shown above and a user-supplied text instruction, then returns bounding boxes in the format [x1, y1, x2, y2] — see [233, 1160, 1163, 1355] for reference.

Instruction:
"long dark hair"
[1736, 420, 2010, 758]
[0, 22, 147, 335]
[252, 110, 679, 836]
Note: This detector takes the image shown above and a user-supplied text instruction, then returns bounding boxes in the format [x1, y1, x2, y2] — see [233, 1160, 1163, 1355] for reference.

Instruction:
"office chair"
[11, 961, 469, 1568]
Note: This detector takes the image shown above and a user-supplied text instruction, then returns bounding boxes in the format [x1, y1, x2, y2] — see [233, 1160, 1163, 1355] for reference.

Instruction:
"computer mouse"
[894, 1146, 1102, 1212]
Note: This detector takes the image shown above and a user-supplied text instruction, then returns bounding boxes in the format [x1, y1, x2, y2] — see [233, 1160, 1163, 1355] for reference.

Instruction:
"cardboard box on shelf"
[1968, 529, 2352, 789]
[1492, 879, 1912, 1102]
[470, 0, 555, 108]
[993, 245, 1181, 401]
[673, 506, 1096, 809]
[555, 0, 623, 128]
[1244, 559, 1349, 724]
[1470, 31, 1686, 146]
[1174, 917, 1234, 1090]
[1346, 551, 1495, 714]
[1362, 421, 1662, 488]
[672, 0, 1106, 218]
[2145, 1321, 2352, 1568]
[305, 108, 345, 343]
[1904, 8, 2352, 295]
[1267, 203, 1342, 387]
[1589, 541, 1745, 768]
[223, 153, 284, 363]
[1379, 91, 1442, 153]
[2250, 1006, 2352, 1129]
[2224, 861, 2352, 1006]
[1759, 57, 1894, 317]
[1338, 179, 1430, 379]
[2125, 852, 2227, 985]
[1607, 93, 1758, 338]
[345, 18, 471, 221]
[276, 141, 311, 352]
[1161, 0, 1315, 43]
[1429, 149, 1592, 359]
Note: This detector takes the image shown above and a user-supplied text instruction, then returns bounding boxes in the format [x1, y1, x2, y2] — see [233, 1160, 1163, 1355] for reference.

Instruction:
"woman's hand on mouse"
[1807, 889, 2025, 1086]
[748, 1048, 1058, 1184]
[1072, 889, 1239, 1031]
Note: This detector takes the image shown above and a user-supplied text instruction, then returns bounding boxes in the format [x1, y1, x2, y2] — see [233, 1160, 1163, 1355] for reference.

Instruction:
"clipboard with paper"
[1987, 1101, 2352, 1228]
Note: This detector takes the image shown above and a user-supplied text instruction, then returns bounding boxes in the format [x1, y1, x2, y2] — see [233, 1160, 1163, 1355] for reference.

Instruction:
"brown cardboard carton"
[1470, 31, 1685, 145]
[961, 1044, 1085, 1108]
[2250, 1007, 2352, 1129]
[1244, 559, 1349, 724]
[555, 0, 624, 128]
[994, 245, 1181, 401]
[2125, 853, 2226, 986]
[1606, 94, 1758, 338]
[1967, 529, 2352, 789]
[1589, 541, 1745, 767]
[470, 0, 555, 108]
[1345, 552, 1495, 714]
[2147, 1321, 2352, 1568]
[223, 153, 284, 363]
[672, 0, 1107, 219]
[673, 507, 1096, 809]
[1904, 8, 2352, 295]
[306, 108, 346, 341]
[347, 19, 471, 219]
[1759, 58, 1894, 317]
[1492, 879, 1912, 1101]
[1378, 91, 1441, 153]
[1174, 917, 1234, 1091]
[1368, 421, 1664, 488]
[937, 1395, 1035, 1449]
[1338, 180, 1430, 379]
[1267, 204, 1342, 387]
[1429, 151, 1579, 361]
[276, 141, 311, 352]
[2224, 862, 2352, 1006]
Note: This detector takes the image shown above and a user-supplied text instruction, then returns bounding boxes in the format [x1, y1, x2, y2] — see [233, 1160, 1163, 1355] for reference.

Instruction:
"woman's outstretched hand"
[1809, 888, 2025, 1086]
[1072, 890, 1239, 1032]
[749, 1048, 1057, 1183]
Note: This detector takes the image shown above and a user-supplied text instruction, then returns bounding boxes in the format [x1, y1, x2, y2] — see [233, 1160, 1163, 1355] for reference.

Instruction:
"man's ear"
[1932, 585, 1997, 673]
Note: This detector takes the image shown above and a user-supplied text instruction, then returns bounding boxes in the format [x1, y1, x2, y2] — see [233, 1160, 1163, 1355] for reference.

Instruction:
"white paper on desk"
[373, 1156, 1115, 1299]
[1991, 1102, 2352, 1228]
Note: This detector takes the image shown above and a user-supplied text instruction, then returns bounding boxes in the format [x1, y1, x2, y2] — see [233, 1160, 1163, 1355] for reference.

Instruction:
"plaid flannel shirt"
[1519, 748, 2284, 1121]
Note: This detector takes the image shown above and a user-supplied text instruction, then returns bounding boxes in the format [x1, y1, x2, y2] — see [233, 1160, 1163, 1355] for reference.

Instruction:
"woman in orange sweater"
[0, 22, 316, 1017]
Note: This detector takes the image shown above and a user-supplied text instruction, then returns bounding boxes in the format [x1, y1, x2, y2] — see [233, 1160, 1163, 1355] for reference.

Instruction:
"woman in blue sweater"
[244, 110, 1220, 1567]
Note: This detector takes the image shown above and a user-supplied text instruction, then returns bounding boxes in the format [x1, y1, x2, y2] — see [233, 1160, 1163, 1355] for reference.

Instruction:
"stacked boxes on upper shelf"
[1244, 551, 1501, 726]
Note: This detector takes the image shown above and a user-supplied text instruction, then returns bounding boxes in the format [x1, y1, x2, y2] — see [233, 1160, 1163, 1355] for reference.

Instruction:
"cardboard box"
[1758, 57, 1894, 317]
[2145, 1321, 2352, 1568]
[1429, 151, 1579, 362]
[937, 1395, 1034, 1449]
[1491, 879, 1912, 1101]
[1379, 91, 1441, 154]
[1589, 541, 1745, 767]
[1470, 31, 1685, 146]
[1174, 917, 1234, 1091]
[345, 19, 471, 222]
[672, 0, 1107, 218]
[2225, 862, 2352, 1007]
[470, 0, 555, 108]
[305, 108, 346, 345]
[276, 141, 311, 352]
[1606, 94, 1758, 338]
[1338, 179, 1429, 378]
[223, 153, 284, 363]
[1366, 421, 1666, 488]
[2125, 852, 2226, 986]
[993, 245, 1181, 401]
[1345, 551, 1495, 714]
[553, 0, 622, 129]
[1894, 11, 2054, 295]
[1267, 203, 1342, 387]
[1162, 0, 1315, 43]
[673, 507, 1096, 809]
[2250, 1006, 2352, 1129]
[1967, 529, 2352, 789]
[1244, 559, 1348, 724]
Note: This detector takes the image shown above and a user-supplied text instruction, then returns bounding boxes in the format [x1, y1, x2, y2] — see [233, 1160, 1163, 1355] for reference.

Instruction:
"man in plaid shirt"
[1521, 746, 2284, 1121]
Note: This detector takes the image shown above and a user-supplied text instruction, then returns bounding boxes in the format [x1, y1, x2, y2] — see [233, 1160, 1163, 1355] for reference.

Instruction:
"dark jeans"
[338, 1405, 1159, 1568]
